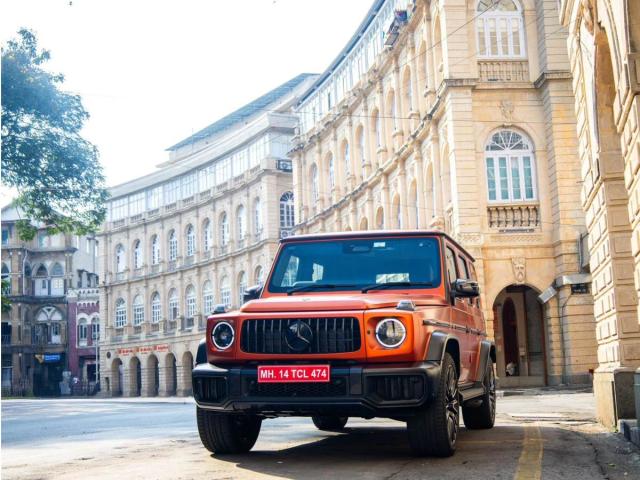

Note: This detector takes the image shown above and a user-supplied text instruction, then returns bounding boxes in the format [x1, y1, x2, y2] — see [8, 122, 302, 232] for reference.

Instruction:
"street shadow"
[211, 424, 527, 480]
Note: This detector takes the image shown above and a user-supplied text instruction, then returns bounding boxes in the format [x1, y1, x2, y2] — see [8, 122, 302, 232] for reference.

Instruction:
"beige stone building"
[558, 0, 640, 427]
[98, 74, 316, 397]
[291, 0, 597, 387]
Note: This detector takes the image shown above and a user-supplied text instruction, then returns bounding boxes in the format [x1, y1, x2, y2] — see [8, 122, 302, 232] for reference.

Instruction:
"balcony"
[487, 202, 540, 230]
[280, 228, 293, 239]
[478, 59, 529, 83]
[276, 159, 293, 172]
[167, 260, 177, 272]
[1, 334, 11, 345]
[237, 238, 246, 250]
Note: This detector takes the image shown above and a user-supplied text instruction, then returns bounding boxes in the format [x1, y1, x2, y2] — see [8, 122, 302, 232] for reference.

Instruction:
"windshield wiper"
[286, 283, 357, 296]
[361, 281, 435, 293]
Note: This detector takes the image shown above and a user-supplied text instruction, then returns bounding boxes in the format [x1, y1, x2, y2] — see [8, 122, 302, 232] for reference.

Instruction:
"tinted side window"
[445, 247, 458, 283]
[457, 256, 470, 280]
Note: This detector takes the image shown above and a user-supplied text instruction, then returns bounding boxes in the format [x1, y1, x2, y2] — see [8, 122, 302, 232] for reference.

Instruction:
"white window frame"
[186, 286, 197, 318]
[203, 220, 212, 252]
[485, 130, 537, 203]
[133, 296, 144, 326]
[115, 299, 127, 327]
[202, 281, 214, 315]
[151, 236, 160, 265]
[133, 240, 142, 269]
[151, 293, 161, 323]
[237, 206, 246, 240]
[476, 0, 526, 59]
[186, 225, 195, 257]
[220, 213, 229, 246]
[168, 231, 178, 261]
[280, 192, 295, 229]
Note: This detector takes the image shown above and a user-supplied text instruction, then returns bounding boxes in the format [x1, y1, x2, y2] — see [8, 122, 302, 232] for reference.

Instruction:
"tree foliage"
[1, 29, 108, 240]
[1, 279, 11, 313]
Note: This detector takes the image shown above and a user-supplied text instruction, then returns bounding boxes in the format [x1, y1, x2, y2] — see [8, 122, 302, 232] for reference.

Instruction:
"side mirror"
[451, 279, 480, 299]
[242, 284, 263, 304]
[213, 304, 227, 314]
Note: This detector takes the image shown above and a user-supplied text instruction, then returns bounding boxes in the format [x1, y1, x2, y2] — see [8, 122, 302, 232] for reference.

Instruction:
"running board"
[459, 385, 485, 403]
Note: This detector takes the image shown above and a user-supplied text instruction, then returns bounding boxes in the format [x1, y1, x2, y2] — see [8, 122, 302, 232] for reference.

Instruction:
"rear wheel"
[407, 352, 459, 457]
[462, 360, 496, 429]
[311, 415, 348, 432]
[196, 407, 262, 454]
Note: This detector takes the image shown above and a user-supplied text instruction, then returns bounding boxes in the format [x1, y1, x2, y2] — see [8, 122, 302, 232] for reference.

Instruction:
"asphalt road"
[2, 392, 640, 480]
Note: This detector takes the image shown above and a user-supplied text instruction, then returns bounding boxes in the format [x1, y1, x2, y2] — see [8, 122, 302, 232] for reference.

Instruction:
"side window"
[445, 247, 458, 283]
[457, 256, 470, 280]
[468, 261, 478, 281]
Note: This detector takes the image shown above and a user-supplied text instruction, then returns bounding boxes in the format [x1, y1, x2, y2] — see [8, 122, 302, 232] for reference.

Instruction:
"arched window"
[115, 245, 126, 273]
[115, 298, 127, 327]
[202, 281, 214, 315]
[34, 264, 48, 296]
[220, 276, 231, 308]
[51, 262, 64, 296]
[220, 213, 229, 246]
[343, 142, 350, 178]
[328, 153, 335, 190]
[237, 205, 246, 241]
[253, 198, 263, 236]
[133, 295, 144, 326]
[168, 288, 179, 320]
[357, 126, 366, 174]
[375, 207, 385, 230]
[133, 240, 142, 269]
[78, 318, 88, 346]
[168, 230, 178, 261]
[151, 235, 160, 265]
[255, 266, 264, 286]
[280, 192, 295, 229]
[485, 130, 536, 202]
[311, 165, 319, 202]
[238, 271, 247, 306]
[476, 0, 525, 58]
[186, 225, 195, 257]
[203, 219, 212, 252]
[185, 285, 196, 319]
[151, 292, 161, 323]
[1, 263, 10, 295]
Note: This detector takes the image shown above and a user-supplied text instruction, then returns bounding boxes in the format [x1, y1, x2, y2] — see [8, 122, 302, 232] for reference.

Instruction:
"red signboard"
[257, 365, 330, 383]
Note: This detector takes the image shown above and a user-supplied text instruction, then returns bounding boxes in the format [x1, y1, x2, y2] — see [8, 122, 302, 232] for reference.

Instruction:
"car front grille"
[246, 377, 349, 397]
[240, 317, 361, 354]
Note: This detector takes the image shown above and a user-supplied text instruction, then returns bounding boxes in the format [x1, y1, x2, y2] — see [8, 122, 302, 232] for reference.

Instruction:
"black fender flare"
[426, 331, 461, 373]
[195, 337, 207, 366]
[475, 340, 496, 383]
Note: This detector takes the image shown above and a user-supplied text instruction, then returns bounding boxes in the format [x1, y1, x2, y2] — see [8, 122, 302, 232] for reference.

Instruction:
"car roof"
[280, 230, 475, 261]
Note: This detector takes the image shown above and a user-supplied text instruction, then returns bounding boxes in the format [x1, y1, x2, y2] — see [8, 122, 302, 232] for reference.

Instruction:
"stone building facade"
[98, 74, 317, 397]
[1, 205, 100, 396]
[67, 288, 100, 393]
[558, 0, 640, 427]
[291, 0, 597, 387]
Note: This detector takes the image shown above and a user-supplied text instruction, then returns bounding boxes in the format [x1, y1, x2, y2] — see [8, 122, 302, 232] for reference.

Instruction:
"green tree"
[1, 279, 11, 314]
[1, 29, 108, 240]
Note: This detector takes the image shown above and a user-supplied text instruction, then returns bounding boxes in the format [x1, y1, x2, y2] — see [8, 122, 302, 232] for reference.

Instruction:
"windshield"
[268, 236, 442, 293]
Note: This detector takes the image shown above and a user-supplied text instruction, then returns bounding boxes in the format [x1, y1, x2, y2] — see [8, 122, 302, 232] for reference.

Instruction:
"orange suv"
[193, 231, 496, 457]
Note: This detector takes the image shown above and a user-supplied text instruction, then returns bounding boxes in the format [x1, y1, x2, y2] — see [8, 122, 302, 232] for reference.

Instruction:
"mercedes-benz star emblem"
[285, 320, 313, 352]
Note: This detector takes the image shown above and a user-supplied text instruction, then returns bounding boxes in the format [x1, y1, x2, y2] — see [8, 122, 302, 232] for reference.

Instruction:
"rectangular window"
[110, 198, 128, 221]
[199, 165, 214, 191]
[152, 302, 161, 323]
[164, 180, 180, 204]
[445, 247, 458, 283]
[182, 174, 196, 198]
[203, 293, 214, 315]
[498, 157, 509, 200]
[91, 323, 99, 340]
[129, 192, 145, 216]
[2, 228, 10, 245]
[510, 157, 522, 200]
[486, 157, 496, 201]
[511, 19, 521, 56]
[477, 19, 486, 56]
[523, 156, 534, 199]
[221, 287, 231, 308]
[147, 187, 161, 210]
[488, 19, 497, 56]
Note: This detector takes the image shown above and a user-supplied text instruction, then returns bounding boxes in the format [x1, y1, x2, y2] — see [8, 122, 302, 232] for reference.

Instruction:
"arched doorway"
[493, 284, 547, 387]
[165, 353, 177, 396]
[129, 357, 141, 397]
[147, 355, 159, 397]
[181, 351, 193, 396]
[111, 359, 123, 396]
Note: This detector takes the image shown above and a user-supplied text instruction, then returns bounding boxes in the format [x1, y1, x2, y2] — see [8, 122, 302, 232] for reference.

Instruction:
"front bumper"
[192, 361, 441, 418]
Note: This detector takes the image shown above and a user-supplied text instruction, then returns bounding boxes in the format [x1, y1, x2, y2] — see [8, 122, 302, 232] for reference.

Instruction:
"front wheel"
[196, 407, 262, 454]
[311, 415, 348, 432]
[407, 352, 459, 457]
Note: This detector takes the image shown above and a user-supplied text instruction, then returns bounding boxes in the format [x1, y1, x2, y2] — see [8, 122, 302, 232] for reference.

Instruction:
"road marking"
[514, 423, 543, 480]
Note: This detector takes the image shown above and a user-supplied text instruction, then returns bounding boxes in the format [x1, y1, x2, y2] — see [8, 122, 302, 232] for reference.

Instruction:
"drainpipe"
[557, 286, 572, 386]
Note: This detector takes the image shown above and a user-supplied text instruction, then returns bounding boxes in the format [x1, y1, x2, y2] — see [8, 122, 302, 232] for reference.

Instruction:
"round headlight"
[211, 321, 234, 350]
[375, 318, 406, 348]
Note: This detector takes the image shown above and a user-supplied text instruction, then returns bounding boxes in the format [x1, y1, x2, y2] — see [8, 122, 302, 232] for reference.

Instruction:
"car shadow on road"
[210, 424, 527, 480]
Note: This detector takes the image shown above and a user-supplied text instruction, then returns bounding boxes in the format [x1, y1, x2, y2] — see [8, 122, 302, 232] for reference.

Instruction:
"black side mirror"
[242, 284, 263, 304]
[451, 279, 480, 299]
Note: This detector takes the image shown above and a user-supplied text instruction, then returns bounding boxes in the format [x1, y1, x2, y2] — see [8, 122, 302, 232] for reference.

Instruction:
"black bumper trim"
[192, 362, 441, 417]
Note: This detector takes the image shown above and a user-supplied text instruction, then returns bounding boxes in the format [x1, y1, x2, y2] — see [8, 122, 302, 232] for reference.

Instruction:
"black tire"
[463, 360, 496, 430]
[311, 415, 348, 431]
[196, 407, 262, 454]
[407, 352, 459, 457]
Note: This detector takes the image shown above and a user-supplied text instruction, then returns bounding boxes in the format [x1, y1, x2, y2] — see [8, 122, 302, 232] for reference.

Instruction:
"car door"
[457, 254, 483, 382]
[444, 244, 471, 383]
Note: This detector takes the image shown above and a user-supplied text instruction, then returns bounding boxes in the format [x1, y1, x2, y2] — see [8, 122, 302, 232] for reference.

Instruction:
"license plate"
[257, 365, 330, 383]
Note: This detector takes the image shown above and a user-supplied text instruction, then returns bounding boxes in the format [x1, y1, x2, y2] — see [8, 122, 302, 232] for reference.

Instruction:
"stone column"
[332, 128, 341, 202]
[397, 159, 408, 229]
[414, 143, 426, 228]
[429, 126, 444, 229]
[347, 116, 356, 191]
[381, 174, 391, 229]
[362, 96, 373, 180]
[376, 80, 388, 168]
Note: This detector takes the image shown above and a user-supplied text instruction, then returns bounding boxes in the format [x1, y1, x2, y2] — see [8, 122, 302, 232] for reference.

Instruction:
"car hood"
[240, 293, 448, 313]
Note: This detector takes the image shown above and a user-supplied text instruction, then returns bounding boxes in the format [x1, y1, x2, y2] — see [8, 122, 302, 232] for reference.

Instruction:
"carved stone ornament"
[580, 0, 595, 35]
[499, 100, 515, 125]
[511, 257, 526, 284]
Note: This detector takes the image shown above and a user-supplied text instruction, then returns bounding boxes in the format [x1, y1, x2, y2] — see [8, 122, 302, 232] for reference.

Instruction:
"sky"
[1, 0, 372, 202]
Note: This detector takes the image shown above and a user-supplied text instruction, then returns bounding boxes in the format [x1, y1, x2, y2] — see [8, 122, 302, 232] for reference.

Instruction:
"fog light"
[375, 318, 406, 348]
[211, 322, 234, 350]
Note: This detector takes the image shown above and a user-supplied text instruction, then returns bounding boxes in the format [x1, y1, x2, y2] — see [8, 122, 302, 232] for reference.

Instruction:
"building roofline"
[297, 0, 387, 105]
[166, 73, 318, 151]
